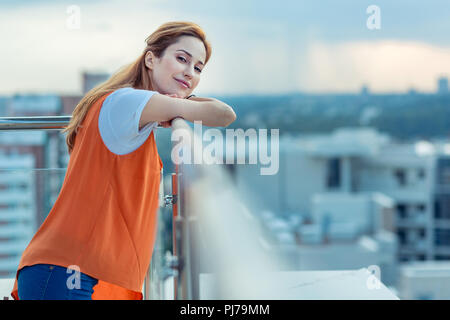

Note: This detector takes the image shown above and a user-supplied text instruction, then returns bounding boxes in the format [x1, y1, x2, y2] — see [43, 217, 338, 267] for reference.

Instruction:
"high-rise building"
[82, 71, 110, 94]
[437, 76, 448, 95]
[360, 84, 370, 96]
[231, 128, 450, 266]
[8, 94, 61, 116]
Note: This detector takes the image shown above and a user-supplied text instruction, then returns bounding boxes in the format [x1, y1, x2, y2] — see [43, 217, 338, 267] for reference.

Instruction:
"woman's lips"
[175, 78, 189, 88]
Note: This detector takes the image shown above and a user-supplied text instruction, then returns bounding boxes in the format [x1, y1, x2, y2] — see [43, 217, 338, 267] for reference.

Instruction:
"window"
[434, 255, 450, 260]
[437, 158, 450, 185]
[434, 200, 441, 219]
[417, 168, 426, 180]
[394, 168, 406, 186]
[419, 229, 426, 238]
[398, 229, 407, 245]
[434, 196, 450, 219]
[397, 204, 407, 219]
[435, 228, 450, 246]
[442, 168, 450, 184]
[326, 158, 341, 189]
[399, 255, 410, 262]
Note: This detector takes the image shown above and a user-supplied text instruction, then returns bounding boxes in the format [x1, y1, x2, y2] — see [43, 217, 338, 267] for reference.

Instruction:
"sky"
[0, 0, 449, 96]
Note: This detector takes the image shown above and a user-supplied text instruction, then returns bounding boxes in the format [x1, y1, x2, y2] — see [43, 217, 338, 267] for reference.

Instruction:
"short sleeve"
[98, 87, 159, 155]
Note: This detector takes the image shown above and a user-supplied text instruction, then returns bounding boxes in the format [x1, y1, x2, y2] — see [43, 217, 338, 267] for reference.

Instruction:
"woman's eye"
[178, 56, 202, 73]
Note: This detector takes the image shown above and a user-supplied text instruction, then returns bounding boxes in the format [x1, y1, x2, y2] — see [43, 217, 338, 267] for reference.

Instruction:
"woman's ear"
[145, 51, 156, 70]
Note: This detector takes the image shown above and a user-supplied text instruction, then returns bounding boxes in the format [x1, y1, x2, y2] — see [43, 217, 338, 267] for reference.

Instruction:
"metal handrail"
[0, 116, 71, 130]
[0, 116, 162, 130]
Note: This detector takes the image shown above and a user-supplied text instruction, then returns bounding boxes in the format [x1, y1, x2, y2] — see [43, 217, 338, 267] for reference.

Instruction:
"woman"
[11, 21, 236, 300]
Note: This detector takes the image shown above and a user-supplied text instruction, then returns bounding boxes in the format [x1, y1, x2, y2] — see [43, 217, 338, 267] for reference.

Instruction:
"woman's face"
[145, 36, 207, 97]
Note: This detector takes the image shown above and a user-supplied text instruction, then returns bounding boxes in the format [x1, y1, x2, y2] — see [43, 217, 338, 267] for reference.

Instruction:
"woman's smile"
[174, 78, 190, 88]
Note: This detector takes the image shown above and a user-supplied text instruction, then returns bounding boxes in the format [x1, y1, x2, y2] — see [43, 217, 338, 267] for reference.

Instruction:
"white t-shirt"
[98, 87, 159, 155]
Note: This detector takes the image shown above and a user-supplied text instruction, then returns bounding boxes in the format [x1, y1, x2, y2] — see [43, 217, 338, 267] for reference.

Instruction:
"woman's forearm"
[179, 96, 236, 127]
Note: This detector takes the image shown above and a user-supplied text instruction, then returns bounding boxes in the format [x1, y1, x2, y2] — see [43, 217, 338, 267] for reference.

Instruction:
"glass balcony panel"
[0, 167, 168, 300]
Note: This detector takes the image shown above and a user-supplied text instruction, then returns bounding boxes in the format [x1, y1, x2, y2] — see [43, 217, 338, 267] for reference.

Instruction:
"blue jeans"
[17, 264, 98, 300]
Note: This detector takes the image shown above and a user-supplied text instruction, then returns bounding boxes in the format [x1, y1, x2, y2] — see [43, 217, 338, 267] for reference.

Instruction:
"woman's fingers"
[164, 93, 181, 98]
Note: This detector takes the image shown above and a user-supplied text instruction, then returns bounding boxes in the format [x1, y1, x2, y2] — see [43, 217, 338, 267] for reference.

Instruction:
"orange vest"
[11, 91, 163, 300]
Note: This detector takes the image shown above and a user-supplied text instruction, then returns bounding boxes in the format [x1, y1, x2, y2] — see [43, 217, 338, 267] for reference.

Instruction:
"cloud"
[0, 1, 173, 94]
[195, 18, 293, 95]
[0, 1, 448, 95]
[303, 40, 450, 93]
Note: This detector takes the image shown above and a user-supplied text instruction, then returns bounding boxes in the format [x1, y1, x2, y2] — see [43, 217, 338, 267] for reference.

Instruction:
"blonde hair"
[62, 21, 212, 154]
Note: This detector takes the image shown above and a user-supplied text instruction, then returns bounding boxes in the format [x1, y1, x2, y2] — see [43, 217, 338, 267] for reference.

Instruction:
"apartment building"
[231, 127, 450, 266]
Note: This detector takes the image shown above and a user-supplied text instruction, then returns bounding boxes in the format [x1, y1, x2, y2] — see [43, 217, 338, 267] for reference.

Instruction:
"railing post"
[143, 118, 204, 300]
[143, 167, 165, 300]
[171, 166, 179, 300]
[170, 118, 204, 300]
[174, 163, 196, 300]
[174, 163, 190, 299]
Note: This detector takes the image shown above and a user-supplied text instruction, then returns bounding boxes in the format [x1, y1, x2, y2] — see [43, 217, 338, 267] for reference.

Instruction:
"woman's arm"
[185, 95, 236, 126]
[139, 93, 236, 128]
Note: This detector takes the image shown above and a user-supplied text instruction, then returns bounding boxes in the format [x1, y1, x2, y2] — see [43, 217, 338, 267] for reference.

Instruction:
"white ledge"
[0, 268, 400, 300]
[199, 268, 400, 300]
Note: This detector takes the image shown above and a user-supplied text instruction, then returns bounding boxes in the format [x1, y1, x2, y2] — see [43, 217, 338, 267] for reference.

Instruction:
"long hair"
[61, 21, 212, 154]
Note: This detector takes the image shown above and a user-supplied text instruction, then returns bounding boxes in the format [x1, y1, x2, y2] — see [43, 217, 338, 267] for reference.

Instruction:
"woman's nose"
[184, 66, 194, 78]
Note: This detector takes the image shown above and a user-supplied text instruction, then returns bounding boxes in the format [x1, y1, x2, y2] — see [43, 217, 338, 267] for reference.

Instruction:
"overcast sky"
[0, 0, 449, 95]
